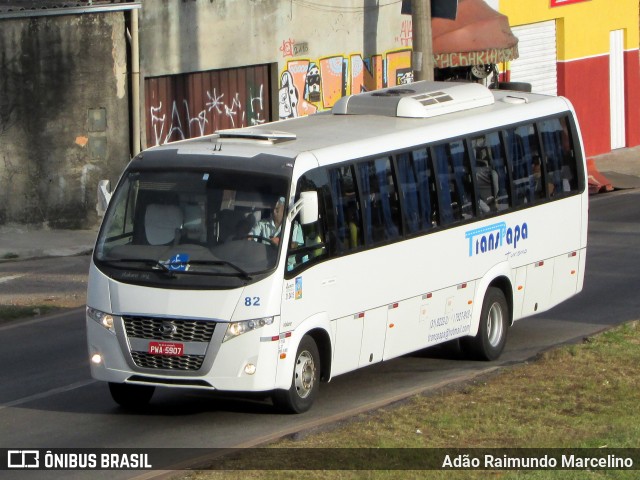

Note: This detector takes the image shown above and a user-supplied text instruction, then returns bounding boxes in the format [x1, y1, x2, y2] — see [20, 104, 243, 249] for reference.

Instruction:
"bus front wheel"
[461, 287, 508, 361]
[108, 382, 155, 410]
[272, 335, 320, 414]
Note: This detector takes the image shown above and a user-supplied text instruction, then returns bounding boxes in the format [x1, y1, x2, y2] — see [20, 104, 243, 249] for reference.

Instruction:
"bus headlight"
[223, 317, 274, 342]
[87, 306, 116, 334]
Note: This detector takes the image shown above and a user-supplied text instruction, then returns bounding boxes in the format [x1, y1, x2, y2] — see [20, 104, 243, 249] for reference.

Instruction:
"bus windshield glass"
[94, 169, 290, 288]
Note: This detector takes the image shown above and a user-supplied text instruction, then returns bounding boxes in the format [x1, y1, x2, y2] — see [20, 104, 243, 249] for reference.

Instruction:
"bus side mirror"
[300, 191, 319, 225]
[289, 191, 319, 225]
[97, 180, 112, 217]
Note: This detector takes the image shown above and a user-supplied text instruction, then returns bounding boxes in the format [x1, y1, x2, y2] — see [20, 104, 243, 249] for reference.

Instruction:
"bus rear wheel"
[108, 382, 155, 410]
[461, 287, 508, 361]
[272, 335, 320, 414]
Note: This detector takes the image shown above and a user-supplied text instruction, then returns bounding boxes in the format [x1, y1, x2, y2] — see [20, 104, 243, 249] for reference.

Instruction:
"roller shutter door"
[510, 21, 558, 96]
[145, 64, 273, 147]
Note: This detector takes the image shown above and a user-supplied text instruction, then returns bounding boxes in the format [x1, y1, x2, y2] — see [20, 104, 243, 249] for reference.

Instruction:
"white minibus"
[87, 81, 587, 413]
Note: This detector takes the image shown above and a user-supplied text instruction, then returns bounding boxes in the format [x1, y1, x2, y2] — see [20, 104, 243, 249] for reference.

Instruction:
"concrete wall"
[138, 0, 411, 122]
[139, 0, 406, 76]
[0, 12, 131, 228]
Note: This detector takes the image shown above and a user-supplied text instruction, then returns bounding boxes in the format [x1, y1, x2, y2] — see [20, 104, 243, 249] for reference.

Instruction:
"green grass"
[0, 304, 62, 323]
[177, 321, 640, 479]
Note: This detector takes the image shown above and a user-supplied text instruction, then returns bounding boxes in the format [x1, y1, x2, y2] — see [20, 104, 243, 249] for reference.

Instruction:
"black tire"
[108, 382, 155, 410]
[272, 336, 320, 414]
[460, 287, 508, 361]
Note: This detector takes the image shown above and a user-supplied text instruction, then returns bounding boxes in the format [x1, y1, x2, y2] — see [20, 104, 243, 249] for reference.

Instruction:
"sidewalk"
[0, 147, 638, 262]
[0, 224, 97, 261]
[589, 144, 640, 193]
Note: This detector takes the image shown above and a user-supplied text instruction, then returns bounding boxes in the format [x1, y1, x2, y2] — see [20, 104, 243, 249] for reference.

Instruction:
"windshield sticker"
[295, 276, 303, 300]
[161, 253, 191, 271]
[465, 221, 528, 257]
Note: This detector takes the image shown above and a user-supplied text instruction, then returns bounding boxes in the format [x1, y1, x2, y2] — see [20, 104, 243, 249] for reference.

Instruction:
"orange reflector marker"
[279, 353, 287, 359]
[389, 323, 395, 328]
[518, 285, 523, 291]
[468, 300, 473, 305]
[571, 270, 576, 275]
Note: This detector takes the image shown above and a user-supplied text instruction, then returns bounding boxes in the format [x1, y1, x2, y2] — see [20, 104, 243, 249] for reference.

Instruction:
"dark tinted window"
[539, 117, 579, 196]
[471, 132, 511, 214]
[287, 170, 330, 271]
[328, 165, 363, 253]
[396, 148, 438, 233]
[433, 140, 474, 224]
[505, 124, 544, 206]
[357, 157, 401, 245]
[287, 113, 582, 275]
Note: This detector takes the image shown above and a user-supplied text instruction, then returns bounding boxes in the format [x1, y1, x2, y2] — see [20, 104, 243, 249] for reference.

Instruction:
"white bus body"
[87, 81, 587, 413]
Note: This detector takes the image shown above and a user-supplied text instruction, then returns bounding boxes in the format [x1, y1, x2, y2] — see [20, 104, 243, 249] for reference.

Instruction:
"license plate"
[148, 341, 184, 356]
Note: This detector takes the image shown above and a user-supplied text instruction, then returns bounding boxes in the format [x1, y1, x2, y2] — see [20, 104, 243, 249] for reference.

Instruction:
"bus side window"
[506, 124, 544, 206]
[396, 148, 437, 233]
[329, 165, 363, 254]
[357, 157, 401, 245]
[472, 132, 511, 213]
[539, 116, 578, 195]
[433, 140, 474, 224]
[287, 170, 330, 272]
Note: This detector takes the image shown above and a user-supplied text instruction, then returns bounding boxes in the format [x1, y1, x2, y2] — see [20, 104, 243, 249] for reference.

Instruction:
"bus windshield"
[94, 169, 290, 288]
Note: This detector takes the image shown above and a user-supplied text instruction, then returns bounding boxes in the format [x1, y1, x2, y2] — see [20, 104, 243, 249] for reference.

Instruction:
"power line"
[291, 0, 402, 14]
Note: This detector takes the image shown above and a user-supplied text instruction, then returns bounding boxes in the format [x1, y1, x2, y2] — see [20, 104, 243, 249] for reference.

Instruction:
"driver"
[251, 197, 303, 247]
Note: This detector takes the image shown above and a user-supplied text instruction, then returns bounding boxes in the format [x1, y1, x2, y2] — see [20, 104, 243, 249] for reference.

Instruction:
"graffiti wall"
[278, 49, 412, 119]
[145, 64, 272, 147]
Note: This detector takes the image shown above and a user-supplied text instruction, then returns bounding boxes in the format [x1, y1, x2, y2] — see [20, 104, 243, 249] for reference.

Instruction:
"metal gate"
[510, 21, 558, 96]
[145, 64, 272, 147]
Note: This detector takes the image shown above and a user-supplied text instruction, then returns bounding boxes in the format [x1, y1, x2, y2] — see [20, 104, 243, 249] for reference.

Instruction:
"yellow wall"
[499, 0, 639, 60]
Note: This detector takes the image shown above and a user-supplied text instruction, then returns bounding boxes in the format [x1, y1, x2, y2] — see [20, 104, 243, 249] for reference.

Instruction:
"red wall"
[624, 49, 640, 148]
[557, 50, 640, 157]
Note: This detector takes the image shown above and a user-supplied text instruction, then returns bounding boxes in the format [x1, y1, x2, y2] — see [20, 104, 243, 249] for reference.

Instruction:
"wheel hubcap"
[487, 301, 504, 348]
[294, 350, 315, 399]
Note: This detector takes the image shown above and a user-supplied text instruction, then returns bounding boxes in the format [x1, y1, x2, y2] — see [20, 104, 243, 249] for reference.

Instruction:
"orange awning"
[432, 0, 519, 68]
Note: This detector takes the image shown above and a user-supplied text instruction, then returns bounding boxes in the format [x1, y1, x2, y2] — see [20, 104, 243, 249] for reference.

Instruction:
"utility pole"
[411, 0, 434, 81]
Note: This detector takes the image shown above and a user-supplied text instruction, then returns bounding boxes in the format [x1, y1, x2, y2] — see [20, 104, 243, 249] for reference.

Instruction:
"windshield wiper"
[187, 260, 253, 281]
[101, 258, 252, 280]
[101, 258, 178, 278]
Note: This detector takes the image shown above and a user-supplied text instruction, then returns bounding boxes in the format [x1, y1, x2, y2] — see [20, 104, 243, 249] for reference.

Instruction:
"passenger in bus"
[303, 223, 325, 258]
[475, 154, 499, 214]
[533, 157, 555, 197]
[251, 197, 303, 247]
[346, 204, 360, 249]
[287, 223, 326, 271]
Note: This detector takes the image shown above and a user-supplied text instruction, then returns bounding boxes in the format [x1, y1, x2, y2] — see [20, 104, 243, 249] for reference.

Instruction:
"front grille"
[122, 315, 217, 342]
[131, 351, 205, 371]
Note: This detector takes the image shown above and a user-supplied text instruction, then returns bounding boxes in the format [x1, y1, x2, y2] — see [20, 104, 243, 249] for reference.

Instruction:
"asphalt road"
[0, 189, 638, 478]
